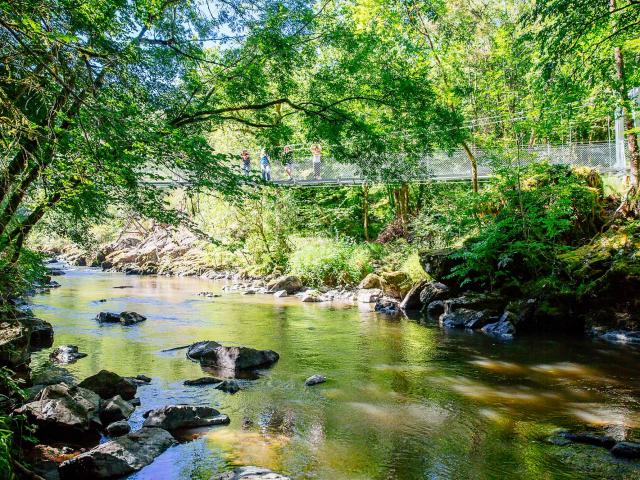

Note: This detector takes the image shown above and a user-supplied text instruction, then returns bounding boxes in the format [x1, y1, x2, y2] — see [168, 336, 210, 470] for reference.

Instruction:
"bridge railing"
[142, 141, 627, 186]
[263, 141, 625, 185]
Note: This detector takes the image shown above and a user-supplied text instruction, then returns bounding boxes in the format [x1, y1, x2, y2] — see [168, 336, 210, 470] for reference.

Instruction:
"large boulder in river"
[58, 427, 175, 479]
[142, 405, 230, 430]
[187, 341, 279, 372]
[380, 271, 412, 299]
[15, 383, 102, 441]
[419, 282, 450, 306]
[358, 273, 383, 290]
[267, 275, 302, 294]
[79, 370, 137, 400]
[213, 466, 291, 479]
[399, 280, 430, 310]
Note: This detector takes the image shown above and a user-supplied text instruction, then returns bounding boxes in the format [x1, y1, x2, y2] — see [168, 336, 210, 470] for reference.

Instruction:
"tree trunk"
[362, 183, 370, 242]
[461, 141, 479, 193]
[611, 0, 640, 187]
[0, 162, 46, 237]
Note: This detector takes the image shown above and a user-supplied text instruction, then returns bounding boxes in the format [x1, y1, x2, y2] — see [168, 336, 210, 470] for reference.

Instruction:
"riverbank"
[7, 267, 640, 479]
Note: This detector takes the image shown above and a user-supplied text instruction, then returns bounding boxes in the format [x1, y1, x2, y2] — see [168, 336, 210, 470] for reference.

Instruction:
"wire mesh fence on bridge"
[261, 141, 626, 185]
[144, 141, 627, 187]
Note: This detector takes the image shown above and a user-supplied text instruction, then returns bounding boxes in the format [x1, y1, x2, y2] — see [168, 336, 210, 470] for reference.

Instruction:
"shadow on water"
[28, 269, 640, 479]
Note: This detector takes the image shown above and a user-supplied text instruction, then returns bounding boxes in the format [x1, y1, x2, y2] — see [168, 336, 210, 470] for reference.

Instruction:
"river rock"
[426, 300, 445, 319]
[95, 311, 146, 325]
[419, 282, 450, 306]
[358, 273, 383, 290]
[301, 290, 322, 302]
[439, 309, 494, 329]
[305, 374, 326, 386]
[142, 405, 230, 430]
[50, 345, 88, 364]
[95, 312, 121, 323]
[267, 275, 302, 294]
[443, 293, 503, 315]
[213, 466, 290, 479]
[58, 427, 176, 479]
[399, 280, 430, 310]
[419, 248, 462, 282]
[105, 420, 131, 437]
[78, 370, 137, 400]
[611, 441, 640, 459]
[380, 271, 411, 299]
[16, 383, 102, 441]
[273, 290, 288, 298]
[216, 380, 240, 394]
[100, 395, 135, 424]
[184, 377, 224, 386]
[357, 288, 382, 304]
[25, 317, 54, 349]
[0, 319, 31, 367]
[119, 311, 146, 325]
[598, 330, 640, 345]
[187, 341, 279, 372]
[374, 299, 400, 315]
[481, 312, 516, 340]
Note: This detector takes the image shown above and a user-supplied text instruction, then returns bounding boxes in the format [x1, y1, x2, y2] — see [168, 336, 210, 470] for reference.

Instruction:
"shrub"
[288, 237, 374, 286]
[447, 163, 604, 291]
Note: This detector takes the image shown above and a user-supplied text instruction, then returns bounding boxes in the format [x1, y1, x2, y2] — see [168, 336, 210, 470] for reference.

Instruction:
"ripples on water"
[29, 269, 640, 479]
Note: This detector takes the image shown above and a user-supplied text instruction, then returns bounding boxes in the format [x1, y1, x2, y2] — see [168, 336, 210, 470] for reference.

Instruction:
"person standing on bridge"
[241, 149, 251, 176]
[283, 145, 294, 181]
[260, 149, 271, 181]
[311, 144, 322, 180]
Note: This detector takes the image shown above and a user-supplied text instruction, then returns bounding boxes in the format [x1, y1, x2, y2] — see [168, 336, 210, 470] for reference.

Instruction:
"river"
[28, 268, 640, 479]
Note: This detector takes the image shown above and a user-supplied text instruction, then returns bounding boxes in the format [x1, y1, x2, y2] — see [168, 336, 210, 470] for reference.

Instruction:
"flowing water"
[28, 268, 640, 479]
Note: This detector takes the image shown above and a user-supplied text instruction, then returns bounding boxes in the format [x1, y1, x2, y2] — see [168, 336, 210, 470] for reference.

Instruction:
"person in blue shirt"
[260, 149, 271, 181]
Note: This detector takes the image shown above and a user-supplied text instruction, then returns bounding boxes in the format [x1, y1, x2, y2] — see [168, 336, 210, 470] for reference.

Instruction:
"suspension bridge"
[238, 141, 629, 186]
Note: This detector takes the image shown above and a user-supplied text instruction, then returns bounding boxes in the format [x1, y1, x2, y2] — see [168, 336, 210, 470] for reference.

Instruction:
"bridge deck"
[149, 142, 627, 187]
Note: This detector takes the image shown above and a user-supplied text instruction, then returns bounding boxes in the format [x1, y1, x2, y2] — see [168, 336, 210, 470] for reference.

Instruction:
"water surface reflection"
[29, 269, 640, 479]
